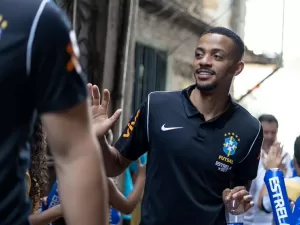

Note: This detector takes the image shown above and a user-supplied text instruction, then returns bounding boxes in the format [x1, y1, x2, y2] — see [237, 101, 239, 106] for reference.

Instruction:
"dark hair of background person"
[294, 135, 300, 166]
[202, 26, 245, 61]
[258, 114, 279, 128]
[29, 119, 49, 212]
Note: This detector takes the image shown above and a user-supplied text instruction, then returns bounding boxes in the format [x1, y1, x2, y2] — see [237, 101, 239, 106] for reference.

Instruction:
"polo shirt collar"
[181, 84, 238, 120]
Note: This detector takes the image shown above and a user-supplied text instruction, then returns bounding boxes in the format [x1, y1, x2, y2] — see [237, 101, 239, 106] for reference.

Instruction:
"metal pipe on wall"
[236, 0, 285, 103]
[109, 0, 139, 200]
[72, 0, 77, 30]
[110, 0, 138, 140]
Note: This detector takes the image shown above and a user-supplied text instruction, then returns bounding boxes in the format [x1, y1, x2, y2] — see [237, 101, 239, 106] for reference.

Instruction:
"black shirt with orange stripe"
[0, 0, 87, 224]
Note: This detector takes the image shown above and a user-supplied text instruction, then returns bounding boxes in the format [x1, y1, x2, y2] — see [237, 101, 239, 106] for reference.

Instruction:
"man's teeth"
[199, 72, 212, 75]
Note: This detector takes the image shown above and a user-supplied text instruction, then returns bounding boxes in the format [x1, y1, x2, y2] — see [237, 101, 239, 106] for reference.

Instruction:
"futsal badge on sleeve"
[66, 30, 82, 74]
[0, 15, 8, 40]
[215, 132, 240, 173]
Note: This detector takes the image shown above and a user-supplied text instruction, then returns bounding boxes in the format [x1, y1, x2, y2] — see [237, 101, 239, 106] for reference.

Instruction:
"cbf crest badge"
[223, 133, 240, 157]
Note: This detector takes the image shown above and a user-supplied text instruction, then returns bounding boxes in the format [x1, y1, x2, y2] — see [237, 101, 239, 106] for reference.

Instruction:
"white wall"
[241, 0, 300, 156]
[234, 62, 300, 156]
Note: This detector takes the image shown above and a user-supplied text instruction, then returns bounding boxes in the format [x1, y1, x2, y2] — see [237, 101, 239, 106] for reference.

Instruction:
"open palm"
[262, 142, 287, 170]
[87, 83, 122, 137]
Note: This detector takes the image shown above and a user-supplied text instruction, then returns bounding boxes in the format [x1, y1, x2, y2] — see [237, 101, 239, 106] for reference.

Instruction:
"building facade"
[132, 0, 279, 111]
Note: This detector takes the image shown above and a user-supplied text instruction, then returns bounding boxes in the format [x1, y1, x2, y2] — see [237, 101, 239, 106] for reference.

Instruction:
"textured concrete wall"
[136, 8, 199, 90]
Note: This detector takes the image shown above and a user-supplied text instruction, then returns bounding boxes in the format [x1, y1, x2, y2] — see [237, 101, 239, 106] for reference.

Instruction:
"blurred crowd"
[244, 114, 300, 225]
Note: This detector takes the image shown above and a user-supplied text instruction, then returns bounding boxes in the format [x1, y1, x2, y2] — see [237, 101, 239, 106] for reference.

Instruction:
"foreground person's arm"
[42, 101, 112, 225]
[28, 1, 120, 224]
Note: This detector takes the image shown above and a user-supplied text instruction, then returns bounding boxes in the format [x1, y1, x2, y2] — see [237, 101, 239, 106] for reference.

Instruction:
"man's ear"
[234, 61, 244, 77]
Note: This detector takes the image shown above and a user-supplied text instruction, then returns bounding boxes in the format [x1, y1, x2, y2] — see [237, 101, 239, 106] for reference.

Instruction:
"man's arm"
[98, 137, 131, 177]
[91, 85, 149, 177]
[231, 124, 264, 190]
[29, 1, 109, 224]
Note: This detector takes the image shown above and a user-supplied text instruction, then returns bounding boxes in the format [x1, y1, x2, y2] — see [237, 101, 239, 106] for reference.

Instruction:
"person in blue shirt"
[123, 154, 147, 225]
[258, 136, 300, 212]
[27, 120, 63, 225]
[291, 157, 298, 177]
[108, 158, 146, 216]
[103, 130, 146, 225]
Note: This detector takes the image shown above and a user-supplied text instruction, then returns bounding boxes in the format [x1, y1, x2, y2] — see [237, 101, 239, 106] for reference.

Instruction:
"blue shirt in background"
[122, 153, 147, 220]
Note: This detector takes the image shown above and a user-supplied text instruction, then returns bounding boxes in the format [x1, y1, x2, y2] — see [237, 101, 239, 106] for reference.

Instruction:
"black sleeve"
[114, 100, 148, 161]
[30, 1, 87, 114]
[232, 124, 263, 186]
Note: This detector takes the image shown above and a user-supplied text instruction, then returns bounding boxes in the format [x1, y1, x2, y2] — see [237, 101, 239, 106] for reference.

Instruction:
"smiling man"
[92, 27, 264, 225]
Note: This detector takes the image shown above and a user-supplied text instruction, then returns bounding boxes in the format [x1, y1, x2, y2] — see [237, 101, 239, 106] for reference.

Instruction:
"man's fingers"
[228, 186, 247, 201]
[223, 188, 232, 201]
[273, 142, 281, 148]
[102, 89, 110, 110]
[243, 194, 253, 202]
[94, 109, 122, 137]
[103, 109, 122, 133]
[110, 109, 122, 122]
[273, 142, 281, 155]
[92, 85, 101, 106]
[269, 147, 276, 156]
[232, 189, 248, 201]
[231, 186, 246, 194]
[244, 201, 254, 211]
[87, 83, 93, 103]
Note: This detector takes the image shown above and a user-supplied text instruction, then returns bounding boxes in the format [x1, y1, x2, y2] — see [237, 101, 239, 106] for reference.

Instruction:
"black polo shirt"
[0, 0, 87, 224]
[115, 85, 263, 225]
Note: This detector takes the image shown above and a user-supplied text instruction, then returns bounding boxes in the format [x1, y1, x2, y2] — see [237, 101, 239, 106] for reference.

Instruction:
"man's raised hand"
[87, 83, 122, 137]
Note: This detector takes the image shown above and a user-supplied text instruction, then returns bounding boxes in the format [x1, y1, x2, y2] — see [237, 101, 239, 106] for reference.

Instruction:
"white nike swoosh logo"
[161, 124, 183, 131]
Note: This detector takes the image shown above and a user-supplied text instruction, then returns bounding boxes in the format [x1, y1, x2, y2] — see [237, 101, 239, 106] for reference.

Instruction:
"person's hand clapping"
[262, 142, 287, 170]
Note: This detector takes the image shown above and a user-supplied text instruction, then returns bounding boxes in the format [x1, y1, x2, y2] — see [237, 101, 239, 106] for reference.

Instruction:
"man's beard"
[194, 70, 217, 92]
[195, 82, 217, 92]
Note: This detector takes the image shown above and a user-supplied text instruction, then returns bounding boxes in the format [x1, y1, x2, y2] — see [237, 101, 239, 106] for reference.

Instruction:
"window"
[132, 42, 167, 111]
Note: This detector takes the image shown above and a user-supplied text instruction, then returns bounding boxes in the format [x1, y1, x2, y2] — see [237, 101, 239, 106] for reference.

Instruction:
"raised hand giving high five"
[87, 83, 122, 137]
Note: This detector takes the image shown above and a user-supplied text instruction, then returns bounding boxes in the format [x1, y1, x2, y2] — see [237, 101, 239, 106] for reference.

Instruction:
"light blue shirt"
[122, 153, 147, 220]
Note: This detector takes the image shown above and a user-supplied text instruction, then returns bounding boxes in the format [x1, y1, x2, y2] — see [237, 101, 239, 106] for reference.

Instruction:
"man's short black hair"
[258, 114, 279, 128]
[202, 27, 245, 61]
[294, 135, 300, 166]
